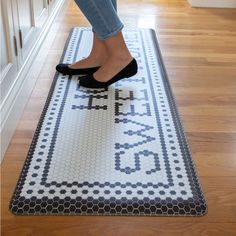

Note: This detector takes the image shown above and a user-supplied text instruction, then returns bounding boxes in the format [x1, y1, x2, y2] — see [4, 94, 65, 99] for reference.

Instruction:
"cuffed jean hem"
[97, 23, 124, 40]
[74, 0, 123, 41]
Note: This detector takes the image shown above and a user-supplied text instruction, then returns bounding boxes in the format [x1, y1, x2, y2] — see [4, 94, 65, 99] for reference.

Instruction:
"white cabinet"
[12, 0, 37, 62]
[0, 0, 65, 161]
[1, 0, 47, 104]
[0, 1, 18, 103]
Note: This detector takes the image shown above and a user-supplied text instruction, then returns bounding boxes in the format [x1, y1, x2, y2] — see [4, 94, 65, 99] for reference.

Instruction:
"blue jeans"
[74, 0, 124, 40]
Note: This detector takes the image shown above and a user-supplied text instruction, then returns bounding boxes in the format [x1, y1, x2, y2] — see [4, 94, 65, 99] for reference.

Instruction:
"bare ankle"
[114, 54, 133, 64]
[90, 54, 108, 64]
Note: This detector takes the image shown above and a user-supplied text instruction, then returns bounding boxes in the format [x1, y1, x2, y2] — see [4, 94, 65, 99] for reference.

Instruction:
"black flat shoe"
[79, 58, 138, 88]
[56, 63, 100, 75]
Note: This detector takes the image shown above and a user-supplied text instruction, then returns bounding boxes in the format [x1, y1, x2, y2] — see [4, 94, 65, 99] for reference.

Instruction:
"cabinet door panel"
[34, 0, 45, 16]
[17, 0, 32, 36]
[48, 0, 60, 13]
[33, 0, 48, 28]
[1, 13, 8, 71]
[0, 1, 18, 104]
[14, 0, 36, 62]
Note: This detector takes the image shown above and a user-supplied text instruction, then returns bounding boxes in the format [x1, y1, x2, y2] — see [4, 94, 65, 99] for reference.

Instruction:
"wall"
[188, 0, 236, 8]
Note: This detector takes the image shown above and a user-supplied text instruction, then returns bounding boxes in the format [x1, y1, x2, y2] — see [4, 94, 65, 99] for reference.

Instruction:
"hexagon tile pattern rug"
[10, 28, 207, 216]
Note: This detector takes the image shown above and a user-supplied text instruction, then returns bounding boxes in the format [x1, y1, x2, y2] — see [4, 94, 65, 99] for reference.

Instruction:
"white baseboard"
[0, 0, 67, 162]
[188, 0, 236, 8]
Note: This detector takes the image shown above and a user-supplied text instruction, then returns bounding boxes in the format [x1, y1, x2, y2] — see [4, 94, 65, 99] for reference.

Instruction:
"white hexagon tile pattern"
[9, 28, 207, 216]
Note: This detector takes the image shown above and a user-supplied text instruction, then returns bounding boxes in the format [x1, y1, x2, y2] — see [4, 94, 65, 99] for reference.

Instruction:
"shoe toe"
[56, 63, 69, 73]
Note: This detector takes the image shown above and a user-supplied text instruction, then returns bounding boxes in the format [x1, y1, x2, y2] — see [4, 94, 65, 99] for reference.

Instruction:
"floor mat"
[9, 28, 207, 216]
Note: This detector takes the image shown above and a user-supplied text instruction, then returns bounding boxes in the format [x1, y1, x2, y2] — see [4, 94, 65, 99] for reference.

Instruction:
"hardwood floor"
[1, 0, 236, 235]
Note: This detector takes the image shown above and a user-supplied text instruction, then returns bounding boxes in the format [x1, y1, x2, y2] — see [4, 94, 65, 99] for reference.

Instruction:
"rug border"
[147, 28, 208, 216]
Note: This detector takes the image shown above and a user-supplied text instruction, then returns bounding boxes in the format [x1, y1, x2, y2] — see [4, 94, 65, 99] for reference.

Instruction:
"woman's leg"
[69, 33, 108, 69]
[70, 0, 119, 69]
[111, 0, 117, 11]
[74, 0, 134, 82]
[93, 32, 133, 83]
[74, 0, 122, 40]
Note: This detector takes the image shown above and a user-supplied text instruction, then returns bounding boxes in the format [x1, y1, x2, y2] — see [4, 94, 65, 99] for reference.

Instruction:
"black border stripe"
[149, 29, 207, 207]
[42, 29, 83, 182]
[9, 28, 77, 205]
[139, 29, 173, 185]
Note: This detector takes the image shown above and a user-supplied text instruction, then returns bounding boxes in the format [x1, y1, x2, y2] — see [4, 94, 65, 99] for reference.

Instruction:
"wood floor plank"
[1, 223, 236, 236]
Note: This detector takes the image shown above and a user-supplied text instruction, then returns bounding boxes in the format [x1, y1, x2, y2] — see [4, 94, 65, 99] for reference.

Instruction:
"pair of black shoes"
[56, 58, 138, 88]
